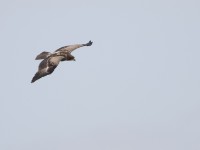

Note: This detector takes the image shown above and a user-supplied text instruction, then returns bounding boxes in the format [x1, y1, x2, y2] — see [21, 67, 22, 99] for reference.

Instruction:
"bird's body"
[31, 41, 93, 83]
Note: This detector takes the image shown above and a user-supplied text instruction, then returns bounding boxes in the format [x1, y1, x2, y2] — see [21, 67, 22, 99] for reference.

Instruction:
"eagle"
[31, 40, 93, 83]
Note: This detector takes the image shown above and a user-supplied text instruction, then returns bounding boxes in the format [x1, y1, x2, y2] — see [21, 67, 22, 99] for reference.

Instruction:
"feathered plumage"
[31, 41, 93, 83]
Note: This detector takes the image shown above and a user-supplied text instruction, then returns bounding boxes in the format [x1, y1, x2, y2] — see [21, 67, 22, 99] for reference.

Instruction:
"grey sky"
[0, 0, 200, 150]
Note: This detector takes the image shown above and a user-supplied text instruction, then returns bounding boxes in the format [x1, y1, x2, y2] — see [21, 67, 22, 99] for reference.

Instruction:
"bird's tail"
[35, 51, 51, 60]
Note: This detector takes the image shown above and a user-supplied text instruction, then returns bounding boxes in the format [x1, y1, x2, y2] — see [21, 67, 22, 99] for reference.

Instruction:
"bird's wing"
[31, 64, 58, 83]
[39, 55, 61, 72]
[31, 56, 59, 83]
[35, 51, 51, 60]
[55, 46, 69, 52]
[83, 40, 93, 46]
[55, 44, 84, 53]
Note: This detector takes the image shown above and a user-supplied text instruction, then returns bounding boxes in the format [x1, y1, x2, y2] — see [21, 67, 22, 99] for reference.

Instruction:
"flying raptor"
[31, 40, 93, 83]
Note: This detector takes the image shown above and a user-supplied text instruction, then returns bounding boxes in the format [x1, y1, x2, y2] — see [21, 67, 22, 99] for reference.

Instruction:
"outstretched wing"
[35, 51, 51, 60]
[54, 41, 92, 54]
[55, 44, 84, 53]
[31, 57, 58, 83]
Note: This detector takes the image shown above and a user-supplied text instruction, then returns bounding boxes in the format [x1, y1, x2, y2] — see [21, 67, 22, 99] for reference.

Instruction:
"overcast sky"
[0, 0, 200, 150]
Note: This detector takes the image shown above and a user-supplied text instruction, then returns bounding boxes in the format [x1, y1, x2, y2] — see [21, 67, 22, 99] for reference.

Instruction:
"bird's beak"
[73, 59, 76, 61]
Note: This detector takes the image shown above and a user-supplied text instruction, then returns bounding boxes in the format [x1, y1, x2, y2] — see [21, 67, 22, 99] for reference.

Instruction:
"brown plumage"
[31, 41, 93, 83]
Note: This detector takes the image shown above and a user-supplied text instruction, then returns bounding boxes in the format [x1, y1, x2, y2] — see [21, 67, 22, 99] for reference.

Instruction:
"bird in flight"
[31, 40, 93, 83]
